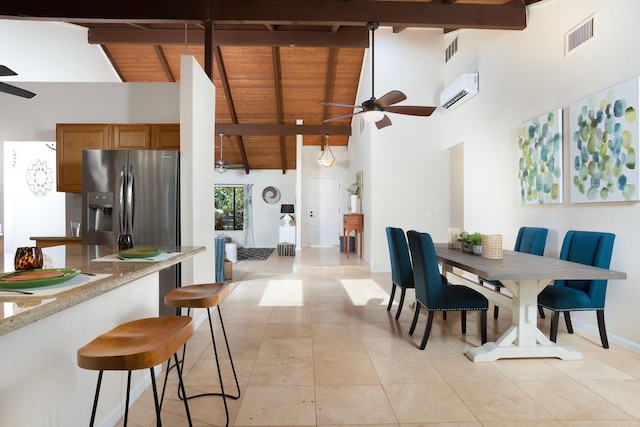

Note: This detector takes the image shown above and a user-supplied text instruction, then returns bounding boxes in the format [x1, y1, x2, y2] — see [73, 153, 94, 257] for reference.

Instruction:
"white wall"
[350, 27, 448, 270]
[440, 0, 640, 351]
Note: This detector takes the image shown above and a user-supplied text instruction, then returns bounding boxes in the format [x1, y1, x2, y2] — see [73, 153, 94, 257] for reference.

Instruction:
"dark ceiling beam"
[271, 46, 287, 174]
[1, 1, 527, 30]
[215, 124, 351, 136]
[87, 28, 369, 47]
[153, 45, 175, 81]
[214, 46, 250, 173]
[100, 45, 124, 81]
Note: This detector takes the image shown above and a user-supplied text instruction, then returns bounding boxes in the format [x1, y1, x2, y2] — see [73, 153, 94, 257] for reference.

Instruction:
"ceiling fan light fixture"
[318, 134, 336, 167]
[362, 110, 385, 123]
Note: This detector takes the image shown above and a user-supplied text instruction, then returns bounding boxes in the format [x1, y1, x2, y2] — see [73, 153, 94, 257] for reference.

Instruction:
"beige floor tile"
[448, 380, 554, 421]
[249, 358, 315, 386]
[492, 358, 571, 381]
[264, 322, 313, 339]
[547, 357, 635, 380]
[314, 355, 380, 385]
[257, 338, 314, 359]
[235, 385, 316, 426]
[581, 379, 640, 418]
[371, 354, 445, 384]
[518, 379, 633, 420]
[383, 383, 477, 424]
[315, 384, 397, 425]
[428, 354, 509, 383]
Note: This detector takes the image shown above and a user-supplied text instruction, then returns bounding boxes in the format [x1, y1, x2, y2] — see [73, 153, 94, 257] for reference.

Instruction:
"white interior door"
[308, 177, 341, 246]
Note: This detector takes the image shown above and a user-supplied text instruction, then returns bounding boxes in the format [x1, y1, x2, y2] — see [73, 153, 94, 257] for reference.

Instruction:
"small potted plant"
[458, 231, 483, 254]
[347, 183, 361, 213]
[468, 232, 483, 255]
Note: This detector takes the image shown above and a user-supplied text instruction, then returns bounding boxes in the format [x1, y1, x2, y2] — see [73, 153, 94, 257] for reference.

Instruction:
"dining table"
[433, 243, 626, 362]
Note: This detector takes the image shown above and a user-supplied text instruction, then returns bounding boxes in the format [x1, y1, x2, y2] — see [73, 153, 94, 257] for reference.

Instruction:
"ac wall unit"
[440, 72, 479, 110]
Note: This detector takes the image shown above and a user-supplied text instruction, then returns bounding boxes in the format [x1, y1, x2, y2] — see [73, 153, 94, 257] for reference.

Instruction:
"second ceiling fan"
[320, 21, 435, 129]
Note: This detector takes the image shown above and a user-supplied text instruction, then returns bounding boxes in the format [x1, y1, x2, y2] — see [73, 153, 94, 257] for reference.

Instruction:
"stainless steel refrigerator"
[81, 150, 180, 316]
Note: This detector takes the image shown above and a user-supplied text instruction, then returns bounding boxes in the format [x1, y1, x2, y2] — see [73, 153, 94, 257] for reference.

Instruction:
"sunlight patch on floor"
[339, 278, 389, 307]
[258, 278, 305, 306]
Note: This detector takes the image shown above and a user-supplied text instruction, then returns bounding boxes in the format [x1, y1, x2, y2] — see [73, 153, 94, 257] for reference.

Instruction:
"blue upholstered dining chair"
[488, 226, 548, 319]
[385, 227, 415, 320]
[406, 230, 488, 350]
[537, 230, 615, 348]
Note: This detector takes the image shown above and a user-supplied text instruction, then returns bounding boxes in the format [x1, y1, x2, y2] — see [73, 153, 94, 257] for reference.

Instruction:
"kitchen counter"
[0, 244, 206, 427]
[0, 244, 205, 336]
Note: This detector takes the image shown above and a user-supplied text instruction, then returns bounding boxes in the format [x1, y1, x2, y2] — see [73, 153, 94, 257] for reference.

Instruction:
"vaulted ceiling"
[1, 0, 542, 173]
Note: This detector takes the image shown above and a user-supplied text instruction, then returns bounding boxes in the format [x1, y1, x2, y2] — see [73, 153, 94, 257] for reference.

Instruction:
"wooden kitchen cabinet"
[112, 124, 151, 149]
[56, 123, 179, 193]
[56, 124, 111, 193]
[151, 124, 180, 150]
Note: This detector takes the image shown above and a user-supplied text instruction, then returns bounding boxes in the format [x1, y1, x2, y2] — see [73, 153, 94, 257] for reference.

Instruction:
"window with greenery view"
[215, 186, 244, 230]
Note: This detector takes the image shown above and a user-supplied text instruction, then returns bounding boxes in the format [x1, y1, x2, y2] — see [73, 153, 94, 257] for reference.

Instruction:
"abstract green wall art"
[569, 77, 639, 203]
[518, 109, 563, 205]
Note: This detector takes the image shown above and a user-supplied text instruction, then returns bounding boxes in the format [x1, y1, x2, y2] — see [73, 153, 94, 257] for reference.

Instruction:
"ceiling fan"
[320, 21, 435, 129]
[215, 133, 244, 173]
[0, 65, 36, 99]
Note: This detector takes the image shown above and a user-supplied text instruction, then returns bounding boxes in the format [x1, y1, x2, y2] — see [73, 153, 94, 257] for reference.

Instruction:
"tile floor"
[120, 247, 640, 427]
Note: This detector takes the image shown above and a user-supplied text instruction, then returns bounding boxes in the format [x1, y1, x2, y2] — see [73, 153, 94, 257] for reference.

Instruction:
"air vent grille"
[566, 15, 596, 55]
[445, 37, 458, 63]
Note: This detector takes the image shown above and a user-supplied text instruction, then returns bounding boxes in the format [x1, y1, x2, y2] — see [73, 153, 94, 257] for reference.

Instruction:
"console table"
[343, 214, 363, 258]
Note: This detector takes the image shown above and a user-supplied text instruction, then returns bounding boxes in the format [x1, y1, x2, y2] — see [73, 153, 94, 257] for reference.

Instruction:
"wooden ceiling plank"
[89, 28, 369, 47]
[216, 124, 351, 136]
[100, 45, 125, 81]
[3, 1, 528, 30]
[322, 47, 336, 121]
[153, 45, 175, 81]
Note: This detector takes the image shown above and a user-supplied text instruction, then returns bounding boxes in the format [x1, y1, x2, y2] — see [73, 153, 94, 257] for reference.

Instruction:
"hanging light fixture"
[215, 133, 228, 173]
[318, 134, 336, 167]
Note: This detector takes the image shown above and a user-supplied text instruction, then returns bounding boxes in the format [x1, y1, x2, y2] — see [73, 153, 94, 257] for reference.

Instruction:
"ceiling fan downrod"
[367, 21, 380, 99]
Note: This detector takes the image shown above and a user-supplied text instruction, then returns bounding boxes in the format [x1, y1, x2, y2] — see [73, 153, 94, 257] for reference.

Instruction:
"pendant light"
[318, 134, 336, 167]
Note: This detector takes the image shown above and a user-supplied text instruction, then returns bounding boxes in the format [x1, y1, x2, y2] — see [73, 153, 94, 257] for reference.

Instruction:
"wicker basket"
[224, 259, 233, 280]
[481, 234, 503, 259]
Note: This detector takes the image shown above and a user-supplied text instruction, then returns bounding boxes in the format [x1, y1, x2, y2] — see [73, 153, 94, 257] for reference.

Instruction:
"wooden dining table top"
[433, 243, 627, 282]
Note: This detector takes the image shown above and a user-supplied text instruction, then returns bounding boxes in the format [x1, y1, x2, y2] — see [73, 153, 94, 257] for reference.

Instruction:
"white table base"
[443, 268, 583, 362]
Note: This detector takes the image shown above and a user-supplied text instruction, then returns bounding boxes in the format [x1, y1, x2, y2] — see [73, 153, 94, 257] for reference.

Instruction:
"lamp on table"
[280, 204, 294, 226]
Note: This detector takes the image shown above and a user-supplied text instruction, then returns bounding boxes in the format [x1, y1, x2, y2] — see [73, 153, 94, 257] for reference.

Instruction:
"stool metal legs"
[89, 352, 192, 427]
[161, 306, 240, 427]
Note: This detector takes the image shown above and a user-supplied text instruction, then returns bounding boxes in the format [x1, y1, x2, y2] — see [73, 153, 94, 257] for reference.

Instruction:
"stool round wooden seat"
[163, 282, 240, 427]
[78, 316, 194, 427]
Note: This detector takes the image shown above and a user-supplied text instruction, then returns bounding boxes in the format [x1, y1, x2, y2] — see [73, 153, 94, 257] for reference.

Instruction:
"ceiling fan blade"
[376, 90, 407, 108]
[319, 101, 361, 109]
[0, 82, 36, 99]
[375, 115, 392, 129]
[385, 105, 436, 117]
[0, 65, 18, 77]
[323, 111, 362, 123]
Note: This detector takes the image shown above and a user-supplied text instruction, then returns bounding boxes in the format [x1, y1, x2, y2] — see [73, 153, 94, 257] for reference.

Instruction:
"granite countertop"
[30, 236, 81, 241]
[0, 244, 206, 336]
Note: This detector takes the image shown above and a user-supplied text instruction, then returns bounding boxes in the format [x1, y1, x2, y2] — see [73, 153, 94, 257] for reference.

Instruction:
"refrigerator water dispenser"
[87, 192, 113, 232]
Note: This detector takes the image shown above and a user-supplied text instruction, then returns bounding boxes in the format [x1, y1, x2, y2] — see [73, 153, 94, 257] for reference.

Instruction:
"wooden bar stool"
[162, 282, 240, 427]
[77, 316, 194, 427]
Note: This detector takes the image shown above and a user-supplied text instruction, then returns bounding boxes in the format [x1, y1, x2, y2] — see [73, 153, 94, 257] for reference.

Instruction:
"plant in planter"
[458, 231, 483, 254]
[347, 183, 361, 213]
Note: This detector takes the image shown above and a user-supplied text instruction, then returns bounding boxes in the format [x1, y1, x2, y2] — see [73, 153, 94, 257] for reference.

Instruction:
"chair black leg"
[480, 310, 487, 344]
[597, 310, 609, 349]
[443, 311, 447, 320]
[550, 311, 560, 342]
[387, 284, 396, 311]
[563, 312, 574, 334]
[395, 288, 407, 320]
[173, 353, 193, 427]
[461, 311, 467, 334]
[89, 371, 104, 427]
[493, 305, 500, 319]
[538, 305, 546, 318]
[419, 311, 435, 350]
[409, 303, 420, 335]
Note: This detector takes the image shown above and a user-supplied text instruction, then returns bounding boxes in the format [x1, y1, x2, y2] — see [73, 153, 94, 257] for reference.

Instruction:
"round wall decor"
[262, 186, 281, 204]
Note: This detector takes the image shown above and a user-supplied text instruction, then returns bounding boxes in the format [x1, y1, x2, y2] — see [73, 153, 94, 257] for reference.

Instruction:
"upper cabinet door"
[56, 124, 110, 193]
[112, 124, 151, 150]
[151, 124, 180, 151]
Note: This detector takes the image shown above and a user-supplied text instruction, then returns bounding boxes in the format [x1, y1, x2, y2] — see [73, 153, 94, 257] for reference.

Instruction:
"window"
[215, 186, 244, 230]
